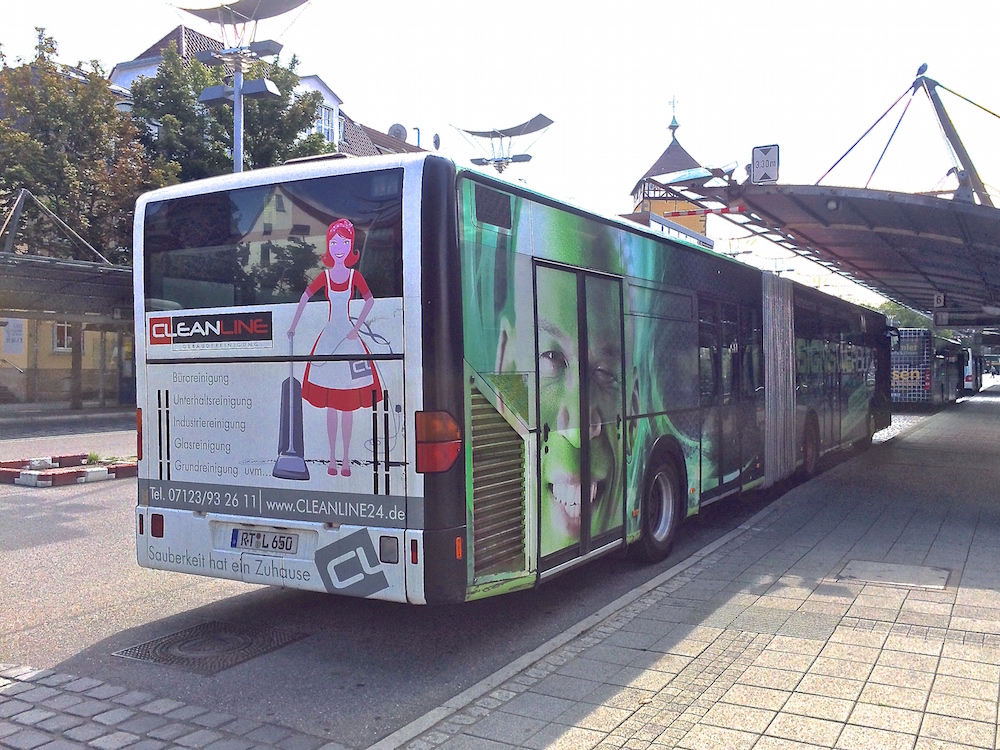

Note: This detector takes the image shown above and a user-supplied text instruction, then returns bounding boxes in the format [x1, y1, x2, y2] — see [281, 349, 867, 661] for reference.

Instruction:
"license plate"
[230, 528, 299, 555]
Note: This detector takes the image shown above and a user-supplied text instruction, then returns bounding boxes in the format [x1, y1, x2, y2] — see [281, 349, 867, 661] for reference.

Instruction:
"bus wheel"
[801, 421, 820, 478]
[853, 411, 874, 452]
[634, 458, 682, 563]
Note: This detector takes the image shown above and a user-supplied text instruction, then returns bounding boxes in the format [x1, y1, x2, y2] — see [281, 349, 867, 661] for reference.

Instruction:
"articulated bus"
[133, 153, 892, 604]
[891, 328, 962, 406]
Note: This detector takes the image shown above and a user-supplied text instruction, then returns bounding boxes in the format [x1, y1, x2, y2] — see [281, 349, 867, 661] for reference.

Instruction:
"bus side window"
[698, 299, 719, 405]
[720, 303, 738, 404]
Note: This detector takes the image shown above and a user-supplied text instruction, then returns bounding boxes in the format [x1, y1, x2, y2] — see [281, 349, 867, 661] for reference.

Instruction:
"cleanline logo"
[149, 312, 274, 350]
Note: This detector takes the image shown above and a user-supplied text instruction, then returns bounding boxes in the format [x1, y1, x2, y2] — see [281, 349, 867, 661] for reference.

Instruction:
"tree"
[228, 56, 333, 170]
[129, 44, 231, 181]
[130, 44, 334, 180]
[878, 301, 931, 329]
[0, 30, 178, 264]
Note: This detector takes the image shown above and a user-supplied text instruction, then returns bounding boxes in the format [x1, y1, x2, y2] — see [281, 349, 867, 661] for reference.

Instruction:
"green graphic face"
[524, 270, 623, 554]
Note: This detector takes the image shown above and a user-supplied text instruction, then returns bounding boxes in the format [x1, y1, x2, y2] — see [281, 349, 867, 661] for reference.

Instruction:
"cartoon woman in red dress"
[288, 219, 382, 476]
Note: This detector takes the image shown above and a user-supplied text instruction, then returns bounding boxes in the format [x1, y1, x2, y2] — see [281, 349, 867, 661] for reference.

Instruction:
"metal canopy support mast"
[919, 76, 994, 208]
[0, 189, 111, 263]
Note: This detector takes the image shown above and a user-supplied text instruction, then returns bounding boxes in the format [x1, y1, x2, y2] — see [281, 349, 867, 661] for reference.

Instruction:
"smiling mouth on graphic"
[548, 475, 605, 536]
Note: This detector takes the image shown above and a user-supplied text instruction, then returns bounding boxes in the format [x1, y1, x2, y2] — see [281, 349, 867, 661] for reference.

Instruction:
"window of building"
[52, 322, 83, 353]
[314, 104, 338, 143]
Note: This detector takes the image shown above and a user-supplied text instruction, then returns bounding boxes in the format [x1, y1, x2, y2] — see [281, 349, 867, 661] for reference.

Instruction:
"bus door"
[698, 299, 742, 498]
[534, 264, 625, 570]
[739, 305, 765, 486]
[719, 304, 744, 488]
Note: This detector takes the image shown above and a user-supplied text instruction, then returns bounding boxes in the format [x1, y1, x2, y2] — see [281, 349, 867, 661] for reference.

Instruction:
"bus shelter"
[661, 178, 1000, 328]
[660, 73, 1000, 328]
[0, 252, 134, 410]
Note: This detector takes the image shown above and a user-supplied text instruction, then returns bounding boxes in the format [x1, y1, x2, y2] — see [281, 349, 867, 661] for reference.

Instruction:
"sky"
[4, 0, 1000, 302]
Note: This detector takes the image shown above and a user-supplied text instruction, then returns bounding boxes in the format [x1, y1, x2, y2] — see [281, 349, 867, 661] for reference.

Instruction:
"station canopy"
[676, 180, 1000, 328]
[0, 253, 132, 325]
[663, 73, 1000, 328]
[0, 189, 132, 327]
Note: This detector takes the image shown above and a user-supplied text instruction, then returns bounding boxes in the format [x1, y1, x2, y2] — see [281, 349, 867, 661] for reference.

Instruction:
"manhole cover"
[836, 560, 950, 590]
[113, 621, 306, 675]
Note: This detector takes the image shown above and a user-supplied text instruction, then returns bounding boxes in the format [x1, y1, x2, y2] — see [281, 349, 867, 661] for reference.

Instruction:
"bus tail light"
[924, 370, 931, 391]
[455, 536, 463, 560]
[138, 514, 144, 535]
[410, 538, 419, 565]
[415, 411, 461, 473]
[136, 408, 143, 460]
[151, 513, 164, 538]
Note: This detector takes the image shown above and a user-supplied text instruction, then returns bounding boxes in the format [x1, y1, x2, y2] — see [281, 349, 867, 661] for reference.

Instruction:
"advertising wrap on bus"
[142, 299, 405, 521]
[136, 165, 419, 600]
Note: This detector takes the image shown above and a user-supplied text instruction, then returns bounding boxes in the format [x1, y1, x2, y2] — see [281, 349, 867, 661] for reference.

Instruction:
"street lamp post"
[233, 64, 244, 172]
[196, 41, 283, 173]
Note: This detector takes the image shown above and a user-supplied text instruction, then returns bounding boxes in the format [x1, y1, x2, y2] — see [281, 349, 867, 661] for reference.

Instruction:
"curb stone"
[0, 455, 137, 487]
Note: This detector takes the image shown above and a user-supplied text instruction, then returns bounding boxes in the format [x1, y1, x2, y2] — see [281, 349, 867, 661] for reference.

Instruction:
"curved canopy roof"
[179, 0, 309, 24]
[679, 178, 1000, 327]
[460, 114, 553, 140]
[744, 185, 1000, 325]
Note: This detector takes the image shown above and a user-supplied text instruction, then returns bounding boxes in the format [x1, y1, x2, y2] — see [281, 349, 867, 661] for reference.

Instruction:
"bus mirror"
[887, 327, 901, 352]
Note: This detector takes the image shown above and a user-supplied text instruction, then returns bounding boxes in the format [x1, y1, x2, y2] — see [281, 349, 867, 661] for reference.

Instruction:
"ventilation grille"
[475, 184, 512, 229]
[471, 388, 525, 578]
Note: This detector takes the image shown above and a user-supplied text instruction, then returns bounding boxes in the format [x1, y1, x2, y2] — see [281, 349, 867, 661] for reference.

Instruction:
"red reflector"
[455, 536, 463, 560]
[136, 408, 143, 461]
[151, 513, 164, 538]
[415, 410, 462, 473]
[410, 539, 418, 565]
[416, 441, 462, 473]
[138, 514, 144, 535]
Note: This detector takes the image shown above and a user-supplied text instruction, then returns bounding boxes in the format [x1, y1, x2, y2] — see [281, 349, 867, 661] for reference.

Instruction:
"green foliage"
[878, 301, 931, 329]
[131, 45, 335, 179]
[130, 44, 231, 181]
[0, 29, 178, 264]
[878, 301, 962, 339]
[229, 56, 335, 170]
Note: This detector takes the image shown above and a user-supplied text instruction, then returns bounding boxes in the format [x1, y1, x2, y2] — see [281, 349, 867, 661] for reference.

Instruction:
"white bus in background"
[963, 347, 983, 395]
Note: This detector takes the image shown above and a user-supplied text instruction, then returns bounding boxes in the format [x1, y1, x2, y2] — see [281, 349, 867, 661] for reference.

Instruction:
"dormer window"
[315, 104, 338, 143]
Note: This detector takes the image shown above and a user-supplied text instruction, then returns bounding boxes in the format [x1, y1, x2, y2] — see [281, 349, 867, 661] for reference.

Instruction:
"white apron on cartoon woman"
[308, 269, 377, 392]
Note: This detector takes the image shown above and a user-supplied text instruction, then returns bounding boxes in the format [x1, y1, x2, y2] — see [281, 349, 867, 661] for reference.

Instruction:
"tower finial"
[668, 95, 679, 139]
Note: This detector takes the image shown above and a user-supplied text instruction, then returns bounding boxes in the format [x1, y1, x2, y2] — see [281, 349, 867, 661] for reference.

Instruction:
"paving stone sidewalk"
[4, 401, 999, 750]
[393, 400, 1000, 750]
[0, 667, 344, 750]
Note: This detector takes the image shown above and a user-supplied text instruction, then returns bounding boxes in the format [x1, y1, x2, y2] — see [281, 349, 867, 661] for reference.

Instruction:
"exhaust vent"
[470, 388, 525, 577]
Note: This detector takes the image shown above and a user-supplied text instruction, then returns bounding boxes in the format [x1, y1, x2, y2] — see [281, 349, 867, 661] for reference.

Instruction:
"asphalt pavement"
[0, 405, 136, 461]
[3, 391, 1000, 749]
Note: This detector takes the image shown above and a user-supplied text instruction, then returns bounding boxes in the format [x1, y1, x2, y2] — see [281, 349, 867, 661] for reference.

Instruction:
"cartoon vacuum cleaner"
[272, 334, 310, 480]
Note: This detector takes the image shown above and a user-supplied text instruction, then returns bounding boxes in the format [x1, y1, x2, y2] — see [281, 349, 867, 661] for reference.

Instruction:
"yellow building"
[0, 318, 132, 405]
[629, 116, 708, 237]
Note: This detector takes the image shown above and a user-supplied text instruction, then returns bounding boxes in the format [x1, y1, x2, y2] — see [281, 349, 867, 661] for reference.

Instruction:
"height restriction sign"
[751, 145, 779, 184]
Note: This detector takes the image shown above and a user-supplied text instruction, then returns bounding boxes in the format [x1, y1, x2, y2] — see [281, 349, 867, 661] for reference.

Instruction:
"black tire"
[633, 457, 683, 563]
[853, 411, 874, 452]
[801, 420, 820, 478]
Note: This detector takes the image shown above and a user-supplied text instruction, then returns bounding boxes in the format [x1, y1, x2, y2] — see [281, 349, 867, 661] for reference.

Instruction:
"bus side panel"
[420, 156, 468, 603]
[873, 319, 892, 430]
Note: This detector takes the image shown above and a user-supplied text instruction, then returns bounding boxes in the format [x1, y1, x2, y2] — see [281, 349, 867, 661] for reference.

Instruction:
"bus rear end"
[891, 328, 933, 404]
[133, 155, 462, 604]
